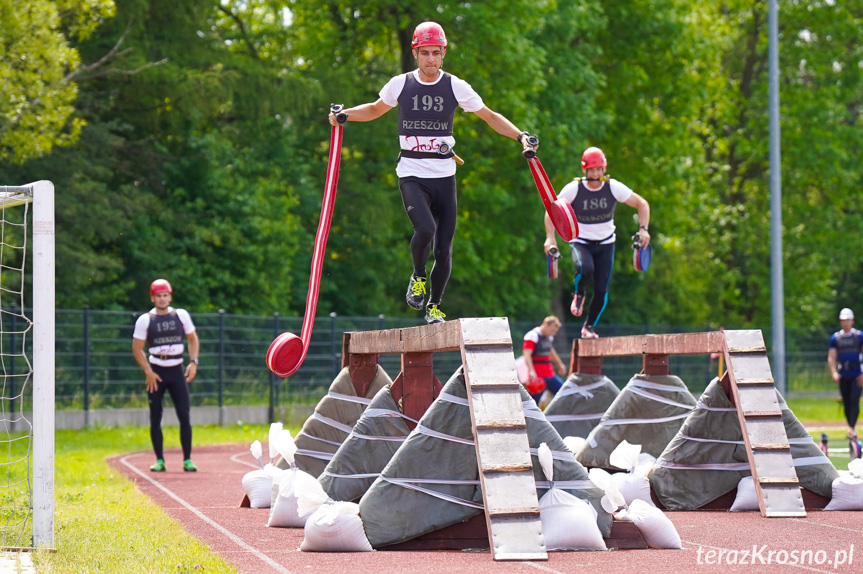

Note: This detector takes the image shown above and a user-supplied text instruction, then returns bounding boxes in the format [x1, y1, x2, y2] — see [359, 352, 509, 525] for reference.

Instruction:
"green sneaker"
[425, 304, 446, 324]
[149, 459, 166, 472]
[183, 459, 198, 472]
[406, 275, 427, 310]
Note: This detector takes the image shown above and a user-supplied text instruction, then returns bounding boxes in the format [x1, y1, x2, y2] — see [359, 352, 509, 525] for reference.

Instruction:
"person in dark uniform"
[543, 147, 650, 339]
[328, 21, 536, 324]
[132, 279, 200, 472]
[827, 307, 863, 456]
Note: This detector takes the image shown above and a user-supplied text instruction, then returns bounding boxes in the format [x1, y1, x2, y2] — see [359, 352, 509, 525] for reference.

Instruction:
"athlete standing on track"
[827, 307, 863, 456]
[543, 147, 650, 339]
[522, 316, 568, 405]
[132, 279, 200, 472]
[329, 21, 537, 324]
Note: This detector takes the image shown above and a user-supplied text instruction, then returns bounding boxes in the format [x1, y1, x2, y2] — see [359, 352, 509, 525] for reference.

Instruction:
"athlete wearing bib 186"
[329, 21, 538, 324]
[543, 147, 651, 339]
[132, 279, 200, 472]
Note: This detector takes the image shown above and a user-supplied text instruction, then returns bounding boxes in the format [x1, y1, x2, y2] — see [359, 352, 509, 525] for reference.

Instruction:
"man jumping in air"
[329, 21, 536, 324]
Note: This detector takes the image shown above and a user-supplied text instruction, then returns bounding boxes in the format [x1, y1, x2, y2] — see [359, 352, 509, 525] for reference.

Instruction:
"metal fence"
[6, 309, 839, 417]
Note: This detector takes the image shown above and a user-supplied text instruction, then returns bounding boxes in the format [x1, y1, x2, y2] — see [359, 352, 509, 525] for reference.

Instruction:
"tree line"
[1, 0, 861, 334]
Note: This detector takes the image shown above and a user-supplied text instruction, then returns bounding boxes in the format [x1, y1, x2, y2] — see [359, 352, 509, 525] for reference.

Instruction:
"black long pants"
[571, 241, 615, 327]
[148, 363, 193, 460]
[399, 175, 457, 306]
[839, 375, 862, 429]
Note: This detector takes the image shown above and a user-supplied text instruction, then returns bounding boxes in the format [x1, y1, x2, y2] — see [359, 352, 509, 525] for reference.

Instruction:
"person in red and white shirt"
[522, 316, 568, 403]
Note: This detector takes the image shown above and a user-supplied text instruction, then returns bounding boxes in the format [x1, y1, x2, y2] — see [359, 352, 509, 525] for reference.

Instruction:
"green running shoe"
[406, 275, 427, 310]
[150, 459, 166, 472]
[425, 304, 446, 324]
[183, 459, 198, 472]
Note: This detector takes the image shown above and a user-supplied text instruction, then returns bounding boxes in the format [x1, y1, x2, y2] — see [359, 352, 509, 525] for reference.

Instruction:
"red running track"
[108, 444, 860, 574]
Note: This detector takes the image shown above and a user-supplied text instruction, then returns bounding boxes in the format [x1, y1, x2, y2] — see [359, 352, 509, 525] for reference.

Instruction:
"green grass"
[34, 424, 279, 574]
[26, 399, 861, 572]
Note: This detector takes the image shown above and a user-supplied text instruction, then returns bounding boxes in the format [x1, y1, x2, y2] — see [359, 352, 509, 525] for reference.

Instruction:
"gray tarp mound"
[542, 374, 620, 439]
[649, 378, 838, 510]
[576, 373, 697, 470]
[319, 384, 411, 502]
[359, 368, 612, 548]
[290, 365, 393, 477]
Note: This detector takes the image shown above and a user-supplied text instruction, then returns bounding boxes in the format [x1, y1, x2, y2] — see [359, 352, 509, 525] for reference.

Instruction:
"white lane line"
[522, 560, 568, 573]
[119, 452, 293, 574]
[788, 518, 863, 533]
[681, 540, 844, 573]
[231, 451, 263, 469]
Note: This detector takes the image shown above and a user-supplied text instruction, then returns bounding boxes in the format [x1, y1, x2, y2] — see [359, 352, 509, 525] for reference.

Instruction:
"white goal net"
[0, 182, 54, 549]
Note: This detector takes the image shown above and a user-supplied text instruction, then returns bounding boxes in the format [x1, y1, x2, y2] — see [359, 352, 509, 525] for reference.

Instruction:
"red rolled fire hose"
[266, 106, 346, 377]
[525, 152, 579, 243]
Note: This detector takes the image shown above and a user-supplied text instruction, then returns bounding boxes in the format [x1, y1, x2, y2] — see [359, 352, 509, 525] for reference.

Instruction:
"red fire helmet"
[581, 147, 607, 169]
[411, 22, 447, 50]
[149, 278, 173, 296]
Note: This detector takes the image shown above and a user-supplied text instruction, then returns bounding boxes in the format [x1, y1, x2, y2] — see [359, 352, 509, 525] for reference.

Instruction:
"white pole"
[768, 0, 786, 395]
[31, 180, 55, 548]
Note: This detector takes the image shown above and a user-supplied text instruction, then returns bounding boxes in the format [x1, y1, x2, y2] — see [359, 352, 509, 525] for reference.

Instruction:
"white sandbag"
[268, 422, 284, 465]
[268, 467, 315, 528]
[296, 470, 373, 551]
[537, 443, 606, 551]
[608, 441, 655, 507]
[824, 459, 863, 511]
[242, 464, 282, 509]
[729, 476, 758, 512]
[563, 436, 587, 455]
[611, 473, 654, 507]
[300, 501, 373, 552]
[618, 499, 682, 549]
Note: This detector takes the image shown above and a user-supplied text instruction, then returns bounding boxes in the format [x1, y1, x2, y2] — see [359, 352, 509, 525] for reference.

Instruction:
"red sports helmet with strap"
[149, 278, 173, 296]
[412, 22, 447, 53]
[581, 147, 607, 169]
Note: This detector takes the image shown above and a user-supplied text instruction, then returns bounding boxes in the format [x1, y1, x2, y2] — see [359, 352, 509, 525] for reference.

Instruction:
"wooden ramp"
[572, 329, 806, 518]
[345, 318, 547, 561]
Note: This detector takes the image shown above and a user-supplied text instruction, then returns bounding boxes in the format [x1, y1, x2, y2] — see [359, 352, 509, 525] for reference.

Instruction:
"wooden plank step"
[758, 476, 800, 485]
[487, 508, 541, 518]
[750, 443, 790, 451]
[735, 378, 775, 386]
[481, 462, 534, 473]
[470, 381, 522, 390]
[475, 421, 527, 431]
[723, 329, 768, 353]
[743, 410, 783, 418]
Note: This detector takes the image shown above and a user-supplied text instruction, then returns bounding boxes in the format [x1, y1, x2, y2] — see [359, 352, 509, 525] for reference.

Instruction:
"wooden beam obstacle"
[570, 329, 806, 518]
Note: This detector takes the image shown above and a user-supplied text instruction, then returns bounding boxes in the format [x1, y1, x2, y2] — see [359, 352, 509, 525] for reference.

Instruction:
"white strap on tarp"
[544, 412, 606, 422]
[597, 412, 692, 427]
[529, 446, 576, 463]
[794, 455, 831, 466]
[320, 470, 380, 479]
[625, 385, 697, 410]
[297, 429, 343, 447]
[679, 433, 816, 446]
[536, 480, 596, 490]
[312, 412, 355, 434]
[295, 448, 336, 462]
[416, 424, 475, 446]
[438, 392, 469, 406]
[327, 391, 373, 405]
[656, 460, 751, 471]
[381, 477, 485, 510]
[349, 432, 407, 443]
[522, 402, 544, 420]
[629, 379, 693, 393]
[363, 407, 421, 425]
[555, 379, 609, 399]
[696, 401, 737, 412]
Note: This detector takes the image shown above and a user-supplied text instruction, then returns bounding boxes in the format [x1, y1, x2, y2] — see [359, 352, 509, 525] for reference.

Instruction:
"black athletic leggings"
[571, 241, 615, 327]
[148, 363, 192, 460]
[839, 375, 862, 428]
[399, 175, 458, 305]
